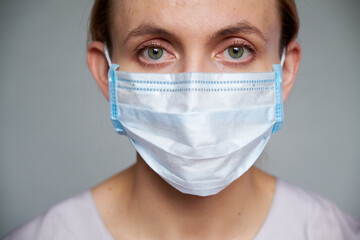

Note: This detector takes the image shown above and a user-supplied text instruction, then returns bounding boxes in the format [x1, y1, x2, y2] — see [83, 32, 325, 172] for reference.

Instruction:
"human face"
[110, 0, 281, 73]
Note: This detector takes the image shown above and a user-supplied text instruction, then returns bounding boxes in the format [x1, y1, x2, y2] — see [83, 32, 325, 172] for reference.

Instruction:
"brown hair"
[88, 0, 299, 57]
[277, 0, 299, 55]
[88, 0, 113, 52]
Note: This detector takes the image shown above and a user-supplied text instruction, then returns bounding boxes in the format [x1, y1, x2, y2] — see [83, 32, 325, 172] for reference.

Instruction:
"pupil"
[233, 47, 239, 54]
[153, 48, 159, 55]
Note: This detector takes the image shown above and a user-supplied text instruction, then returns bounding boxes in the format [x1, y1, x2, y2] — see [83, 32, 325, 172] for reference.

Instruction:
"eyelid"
[215, 38, 255, 57]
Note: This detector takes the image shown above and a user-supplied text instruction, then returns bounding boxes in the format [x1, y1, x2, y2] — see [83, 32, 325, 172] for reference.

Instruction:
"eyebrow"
[213, 21, 268, 43]
[123, 21, 268, 44]
[123, 25, 177, 44]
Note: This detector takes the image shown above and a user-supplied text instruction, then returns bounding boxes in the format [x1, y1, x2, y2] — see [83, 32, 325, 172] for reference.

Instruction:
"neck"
[126, 154, 275, 240]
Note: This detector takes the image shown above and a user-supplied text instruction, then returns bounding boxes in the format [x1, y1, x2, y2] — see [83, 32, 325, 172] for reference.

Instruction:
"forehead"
[112, 0, 279, 43]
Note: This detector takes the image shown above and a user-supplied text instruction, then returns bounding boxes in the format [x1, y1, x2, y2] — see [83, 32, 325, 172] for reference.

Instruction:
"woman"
[5, 0, 360, 239]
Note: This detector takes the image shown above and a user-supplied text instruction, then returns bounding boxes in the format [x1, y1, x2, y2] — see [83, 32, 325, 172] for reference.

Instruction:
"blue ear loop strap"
[272, 48, 286, 133]
[104, 44, 125, 134]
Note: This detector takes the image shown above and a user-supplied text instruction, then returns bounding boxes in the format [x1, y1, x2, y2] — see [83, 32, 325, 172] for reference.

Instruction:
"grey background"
[1, 0, 359, 237]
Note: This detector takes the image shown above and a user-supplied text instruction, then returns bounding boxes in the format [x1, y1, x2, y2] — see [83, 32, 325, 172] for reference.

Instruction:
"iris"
[228, 46, 244, 59]
[148, 47, 163, 60]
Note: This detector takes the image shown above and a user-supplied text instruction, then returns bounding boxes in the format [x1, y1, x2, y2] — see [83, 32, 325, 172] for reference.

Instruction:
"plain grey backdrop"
[1, 0, 359, 237]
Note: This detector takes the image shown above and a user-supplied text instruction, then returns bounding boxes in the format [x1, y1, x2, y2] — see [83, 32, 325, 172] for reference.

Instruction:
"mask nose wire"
[280, 48, 286, 68]
[104, 43, 112, 67]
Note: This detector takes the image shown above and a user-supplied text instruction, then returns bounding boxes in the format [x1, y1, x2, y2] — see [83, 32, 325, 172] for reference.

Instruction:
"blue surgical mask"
[105, 45, 285, 196]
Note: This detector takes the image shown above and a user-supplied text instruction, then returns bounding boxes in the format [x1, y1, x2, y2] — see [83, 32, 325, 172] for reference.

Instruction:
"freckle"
[237, 212, 242, 216]
[108, 187, 112, 191]
[233, 7, 236, 11]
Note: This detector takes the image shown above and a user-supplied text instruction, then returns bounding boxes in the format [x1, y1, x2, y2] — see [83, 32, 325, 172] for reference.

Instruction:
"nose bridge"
[179, 42, 212, 73]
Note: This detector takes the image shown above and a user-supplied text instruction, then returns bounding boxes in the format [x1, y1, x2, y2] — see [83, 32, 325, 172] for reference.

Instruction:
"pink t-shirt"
[4, 179, 360, 240]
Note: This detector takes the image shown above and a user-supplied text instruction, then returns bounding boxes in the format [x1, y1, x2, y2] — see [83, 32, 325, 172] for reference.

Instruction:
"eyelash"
[136, 41, 161, 54]
[135, 40, 256, 68]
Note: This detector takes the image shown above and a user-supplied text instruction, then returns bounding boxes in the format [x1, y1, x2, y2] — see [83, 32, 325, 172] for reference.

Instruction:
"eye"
[147, 47, 164, 60]
[214, 39, 255, 66]
[137, 41, 176, 67]
[223, 46, 251, 61]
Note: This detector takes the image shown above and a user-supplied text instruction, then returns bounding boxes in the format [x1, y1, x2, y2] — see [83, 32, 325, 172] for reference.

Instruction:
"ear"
[282, 41, 301, 102]
[87, 41, 110, 101]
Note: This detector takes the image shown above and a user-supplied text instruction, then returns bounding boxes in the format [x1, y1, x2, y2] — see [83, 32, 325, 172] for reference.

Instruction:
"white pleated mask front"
[106, 46, 285, 196]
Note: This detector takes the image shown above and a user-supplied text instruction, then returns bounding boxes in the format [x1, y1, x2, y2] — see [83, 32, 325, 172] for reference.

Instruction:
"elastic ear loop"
[280, 48, 286, 68]
[104, 43, 112, 67]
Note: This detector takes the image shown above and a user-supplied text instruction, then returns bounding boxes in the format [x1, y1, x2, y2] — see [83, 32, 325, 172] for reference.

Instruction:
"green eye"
[228, 46, 244, 59]
[148, 47, 163, 60]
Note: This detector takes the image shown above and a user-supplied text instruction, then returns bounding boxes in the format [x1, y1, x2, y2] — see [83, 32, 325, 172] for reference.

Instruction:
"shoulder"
[256, 179, 360, 240]
[301, 184, 360, 240]
[4, 190, 112, 240]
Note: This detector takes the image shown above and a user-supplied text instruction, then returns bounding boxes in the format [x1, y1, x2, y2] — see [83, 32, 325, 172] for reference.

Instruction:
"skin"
[87, 0, 301, 239]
